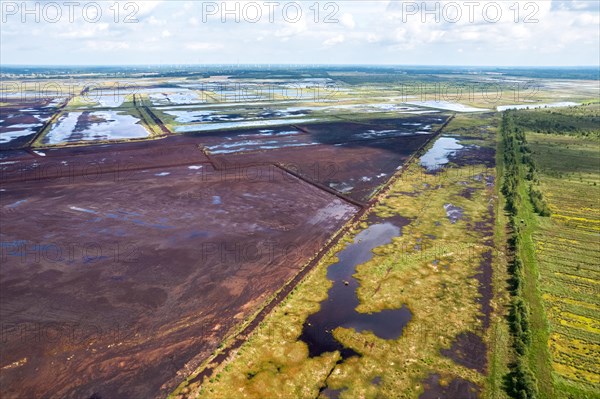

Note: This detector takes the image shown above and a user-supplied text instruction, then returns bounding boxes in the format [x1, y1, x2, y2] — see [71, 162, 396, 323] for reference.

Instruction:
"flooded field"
[0, 98, 62, 149]
[405, 101, 489, 113]
[173, 117, 317, 133]
[153, 97, 444, 134]
[41, 111, 150, 145]
[72, 91, 127, 108]
[139, 88, 205, 106]
[419, 136, 464, 171]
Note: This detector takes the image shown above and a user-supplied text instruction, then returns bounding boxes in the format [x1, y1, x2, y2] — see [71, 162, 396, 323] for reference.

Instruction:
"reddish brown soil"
[214, 136, 430, 202]
[186, 116, 446, 201]
[0, 152, 358, 398]
[0, 136, 213, 184]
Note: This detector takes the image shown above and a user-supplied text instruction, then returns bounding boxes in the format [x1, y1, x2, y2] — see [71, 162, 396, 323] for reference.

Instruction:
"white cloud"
[323, 34, 345, 47]
[147, 16, 167, 26]
[85, 41, 130, 51]
[136, 1, 165, 17]
[367, 33, 381, 43]
[185, 42, 223, 51]
[58, 23, 110, 39]
[340, 13, 356, 29]
[274, 19, 307, 38]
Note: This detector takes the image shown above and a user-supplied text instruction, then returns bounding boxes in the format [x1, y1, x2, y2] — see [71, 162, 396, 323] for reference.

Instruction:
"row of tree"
[502, 112, 551, 217]
[500, 111, 539, 399]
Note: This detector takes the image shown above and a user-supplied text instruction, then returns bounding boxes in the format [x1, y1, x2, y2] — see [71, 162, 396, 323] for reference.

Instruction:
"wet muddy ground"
[205, 118, 441, 201]
[440, 332, 488, 374]
[0, 136, 212, 184]
[214, 138, 429, 202]
[0, 112, 450, 398]
[418, 133, 496, 399]
[0, 115, 443, 398]
[0, 159, 358, 399]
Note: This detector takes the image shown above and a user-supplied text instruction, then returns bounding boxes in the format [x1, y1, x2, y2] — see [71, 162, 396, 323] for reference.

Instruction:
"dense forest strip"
[499, 111, 553, 399]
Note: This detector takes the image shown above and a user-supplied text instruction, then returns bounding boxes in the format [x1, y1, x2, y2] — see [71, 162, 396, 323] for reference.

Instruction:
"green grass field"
[499, 105, 600, 399]
[527, 131, 600, 398]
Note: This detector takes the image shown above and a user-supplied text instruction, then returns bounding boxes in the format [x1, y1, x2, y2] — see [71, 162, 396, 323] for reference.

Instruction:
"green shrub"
[530, 188, 551, 216]
[505, 359, 539, 399]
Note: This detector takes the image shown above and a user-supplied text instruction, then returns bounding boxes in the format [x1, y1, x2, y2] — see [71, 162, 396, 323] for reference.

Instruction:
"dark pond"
[300, 222, 412, 359]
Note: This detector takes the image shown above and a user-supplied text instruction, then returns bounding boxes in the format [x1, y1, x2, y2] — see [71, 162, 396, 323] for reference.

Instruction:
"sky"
[1, 0, 599, 66]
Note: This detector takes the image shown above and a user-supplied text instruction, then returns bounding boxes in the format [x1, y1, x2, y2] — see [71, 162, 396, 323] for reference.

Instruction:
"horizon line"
[2, 64, 600, 68]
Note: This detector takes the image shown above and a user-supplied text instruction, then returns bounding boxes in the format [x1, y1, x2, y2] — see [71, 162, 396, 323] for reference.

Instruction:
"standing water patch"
[420, 136, 464, 171]
[300, 223, 412, 359]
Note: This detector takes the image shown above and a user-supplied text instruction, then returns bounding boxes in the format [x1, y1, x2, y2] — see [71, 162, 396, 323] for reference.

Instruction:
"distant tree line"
[512, 107, 600, 138]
